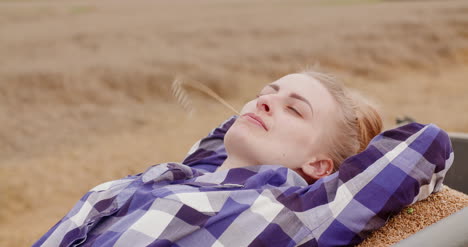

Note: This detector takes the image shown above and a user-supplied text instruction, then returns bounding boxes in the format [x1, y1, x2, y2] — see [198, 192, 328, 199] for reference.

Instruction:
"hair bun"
[355, 101, 383, 153]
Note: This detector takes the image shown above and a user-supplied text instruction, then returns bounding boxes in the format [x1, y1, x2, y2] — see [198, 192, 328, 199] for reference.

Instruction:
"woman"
[34, 71, 452, 247]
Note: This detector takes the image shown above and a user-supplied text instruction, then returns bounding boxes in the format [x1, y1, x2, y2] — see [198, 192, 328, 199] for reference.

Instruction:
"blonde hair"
[301, 71, 383, 171]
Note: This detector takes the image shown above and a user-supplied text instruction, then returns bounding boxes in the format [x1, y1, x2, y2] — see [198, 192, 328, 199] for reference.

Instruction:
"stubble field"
[1, 0, 467, 246]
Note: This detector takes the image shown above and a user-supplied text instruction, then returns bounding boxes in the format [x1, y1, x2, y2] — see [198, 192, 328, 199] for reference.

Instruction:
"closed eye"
[288, 106, 302, 117]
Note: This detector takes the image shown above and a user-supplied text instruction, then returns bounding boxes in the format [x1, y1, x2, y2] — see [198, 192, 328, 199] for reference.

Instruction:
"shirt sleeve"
[33, 175, 140, 247]
[182, 115, 238, 172]
[33, 115, 239, 246]
[290, 123, 454, 246]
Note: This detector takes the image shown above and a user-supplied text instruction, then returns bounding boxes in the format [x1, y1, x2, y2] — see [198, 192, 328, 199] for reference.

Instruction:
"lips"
[241, 113, 268, 131]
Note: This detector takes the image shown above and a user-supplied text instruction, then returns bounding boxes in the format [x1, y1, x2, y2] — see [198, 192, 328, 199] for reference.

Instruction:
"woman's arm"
[291, 123, 453, 246]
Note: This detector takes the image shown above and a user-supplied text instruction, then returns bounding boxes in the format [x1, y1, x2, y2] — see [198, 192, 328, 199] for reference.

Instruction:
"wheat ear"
[171, 77, 240, 115]
[172, 77, 194, 115]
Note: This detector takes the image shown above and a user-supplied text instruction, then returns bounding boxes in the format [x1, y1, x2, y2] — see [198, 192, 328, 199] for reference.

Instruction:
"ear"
[301, 158, 334, 181]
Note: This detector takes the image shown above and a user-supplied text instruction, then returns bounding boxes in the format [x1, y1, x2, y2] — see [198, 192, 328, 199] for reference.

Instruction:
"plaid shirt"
[34, 116, 453, 247]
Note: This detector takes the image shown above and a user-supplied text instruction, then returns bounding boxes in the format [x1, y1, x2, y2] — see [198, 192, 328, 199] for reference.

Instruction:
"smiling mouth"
[241, 113, 268, 131]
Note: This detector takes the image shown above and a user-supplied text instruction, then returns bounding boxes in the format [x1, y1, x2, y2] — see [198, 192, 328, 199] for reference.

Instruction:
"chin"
[225, 123, 257, 160]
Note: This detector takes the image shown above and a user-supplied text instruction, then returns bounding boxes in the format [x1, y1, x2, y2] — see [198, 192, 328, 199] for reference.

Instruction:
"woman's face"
[224, 73, 339, 170]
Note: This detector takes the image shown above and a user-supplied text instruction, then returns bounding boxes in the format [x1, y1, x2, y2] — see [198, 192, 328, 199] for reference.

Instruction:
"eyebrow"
[267, 84, 314, 115]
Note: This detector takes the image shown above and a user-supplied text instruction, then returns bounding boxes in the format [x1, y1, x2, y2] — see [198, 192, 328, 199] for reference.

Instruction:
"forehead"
[270, 73, 338, 116]
[275, 73, 333, 99]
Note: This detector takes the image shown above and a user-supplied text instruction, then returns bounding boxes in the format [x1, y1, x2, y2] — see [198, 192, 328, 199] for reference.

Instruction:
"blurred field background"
[1, 0, 467, 245]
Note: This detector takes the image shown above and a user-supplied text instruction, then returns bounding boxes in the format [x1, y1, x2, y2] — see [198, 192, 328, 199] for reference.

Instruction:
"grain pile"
[359, 186, 468, 246]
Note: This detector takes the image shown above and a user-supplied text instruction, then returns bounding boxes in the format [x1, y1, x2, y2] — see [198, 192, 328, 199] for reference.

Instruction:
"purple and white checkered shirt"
[34, 116, 453, 247]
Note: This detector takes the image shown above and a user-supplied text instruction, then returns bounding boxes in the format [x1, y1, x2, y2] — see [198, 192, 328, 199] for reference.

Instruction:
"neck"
[217, 155, 251, 171]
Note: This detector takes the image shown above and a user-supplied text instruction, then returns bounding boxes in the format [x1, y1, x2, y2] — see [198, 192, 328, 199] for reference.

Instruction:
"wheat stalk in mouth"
[171, 77, 240, 116]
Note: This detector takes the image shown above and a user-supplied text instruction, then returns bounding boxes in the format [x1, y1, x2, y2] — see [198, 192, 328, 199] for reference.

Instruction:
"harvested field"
[1, 0, 467, 246]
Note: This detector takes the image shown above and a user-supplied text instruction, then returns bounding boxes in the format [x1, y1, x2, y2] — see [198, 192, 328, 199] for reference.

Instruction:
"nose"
[256, 95, 272, 114]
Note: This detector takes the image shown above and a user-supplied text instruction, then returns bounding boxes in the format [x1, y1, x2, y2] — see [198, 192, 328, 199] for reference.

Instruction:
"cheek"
[281, 123, 317, 151]
[240, 100, 256, 114]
